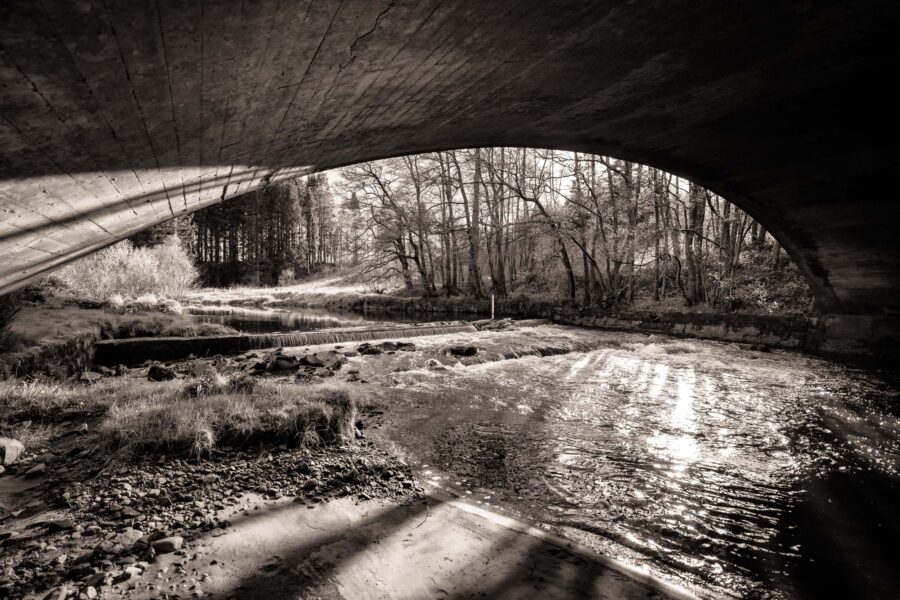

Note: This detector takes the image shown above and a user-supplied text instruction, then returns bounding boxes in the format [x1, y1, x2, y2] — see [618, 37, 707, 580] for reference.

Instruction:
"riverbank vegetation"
[0, 295, 234, 379]
[54, 235, 198, 301]
[178, 148, 813, 315]
[0, 373, 357, 457]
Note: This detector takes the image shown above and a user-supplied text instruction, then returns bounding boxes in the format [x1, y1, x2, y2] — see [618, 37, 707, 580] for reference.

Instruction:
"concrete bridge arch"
[1, 0, 899, 350]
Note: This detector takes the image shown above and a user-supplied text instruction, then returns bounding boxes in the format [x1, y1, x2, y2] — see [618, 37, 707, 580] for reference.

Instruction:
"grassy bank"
[0, 303, 235, 379]
[0, 375, 357, 458]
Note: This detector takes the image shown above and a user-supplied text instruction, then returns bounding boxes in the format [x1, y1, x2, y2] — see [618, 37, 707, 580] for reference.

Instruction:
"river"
[190, 308, 900, 599]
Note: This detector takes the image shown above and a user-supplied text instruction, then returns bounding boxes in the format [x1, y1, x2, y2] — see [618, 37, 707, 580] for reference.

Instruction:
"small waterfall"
[94, 322, 477, 364]
[250, 323, 473, 349]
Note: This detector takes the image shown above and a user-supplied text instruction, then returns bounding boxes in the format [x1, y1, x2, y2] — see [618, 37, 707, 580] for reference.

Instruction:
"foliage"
[190, 173, 356, 287]
[186, 148, 813, 315]
[55, 236, 197, 300]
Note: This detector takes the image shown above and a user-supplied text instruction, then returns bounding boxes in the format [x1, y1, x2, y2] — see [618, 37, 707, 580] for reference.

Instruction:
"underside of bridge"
[1, 1, 899, 350]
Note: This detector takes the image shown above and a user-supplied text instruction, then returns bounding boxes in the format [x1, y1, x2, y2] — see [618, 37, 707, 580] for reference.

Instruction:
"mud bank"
[0, 425, 419, 598]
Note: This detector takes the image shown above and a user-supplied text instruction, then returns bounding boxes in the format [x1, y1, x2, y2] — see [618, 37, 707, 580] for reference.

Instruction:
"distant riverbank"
[184, 279, 824, 356]
[184, 278, 900, 361]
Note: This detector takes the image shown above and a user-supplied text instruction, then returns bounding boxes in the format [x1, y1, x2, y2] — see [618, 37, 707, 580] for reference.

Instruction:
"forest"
[173, 148, 812, 314]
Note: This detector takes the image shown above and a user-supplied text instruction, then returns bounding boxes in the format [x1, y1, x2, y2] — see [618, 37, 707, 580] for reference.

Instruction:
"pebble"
[24, 463, 47, 478]
[152, 536, 184, 554]
[1, 438, 419, 598]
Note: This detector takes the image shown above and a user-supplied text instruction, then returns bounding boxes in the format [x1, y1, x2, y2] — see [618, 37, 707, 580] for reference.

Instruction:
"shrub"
[55, 236, 197, 301]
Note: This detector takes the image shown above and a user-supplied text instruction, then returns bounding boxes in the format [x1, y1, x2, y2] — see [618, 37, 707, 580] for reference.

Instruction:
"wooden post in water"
[491, 294, 495, 320]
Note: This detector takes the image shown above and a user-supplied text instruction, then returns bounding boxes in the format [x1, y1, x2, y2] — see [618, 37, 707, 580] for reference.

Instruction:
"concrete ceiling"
[1, 0, 899, 317]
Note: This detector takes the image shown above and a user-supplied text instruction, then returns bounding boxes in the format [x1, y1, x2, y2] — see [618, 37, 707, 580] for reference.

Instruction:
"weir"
[94, 322, 477, 364]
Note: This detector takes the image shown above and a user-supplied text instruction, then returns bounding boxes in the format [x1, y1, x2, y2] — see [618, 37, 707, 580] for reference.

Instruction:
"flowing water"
[358, 328, 900, 600]
[190, 308, 900, 598]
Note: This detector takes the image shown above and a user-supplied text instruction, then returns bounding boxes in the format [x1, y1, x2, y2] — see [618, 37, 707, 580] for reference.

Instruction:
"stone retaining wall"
[552, 309, 812, 349]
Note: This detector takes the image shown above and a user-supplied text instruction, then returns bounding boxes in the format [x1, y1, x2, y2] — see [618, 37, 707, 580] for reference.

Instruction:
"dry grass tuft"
[101, 379, 357, 457]
[1, 375, 358, 457]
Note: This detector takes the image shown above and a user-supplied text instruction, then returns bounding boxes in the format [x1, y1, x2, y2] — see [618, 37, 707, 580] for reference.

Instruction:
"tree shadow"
[201, 495, 435, 599]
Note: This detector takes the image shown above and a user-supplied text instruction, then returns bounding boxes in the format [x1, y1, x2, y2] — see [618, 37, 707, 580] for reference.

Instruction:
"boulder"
[358, 341, 416, 354]
[300, 351, 346, 370]
[115, 528, 144, 547]
[0, 437, 24, 465]
[47, 518, 75, 532]
[147, 364, 177, 381]
[268, 355, 300, 373]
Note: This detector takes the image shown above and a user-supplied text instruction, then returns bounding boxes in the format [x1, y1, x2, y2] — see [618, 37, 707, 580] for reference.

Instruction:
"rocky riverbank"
[1, 422, 420, 599]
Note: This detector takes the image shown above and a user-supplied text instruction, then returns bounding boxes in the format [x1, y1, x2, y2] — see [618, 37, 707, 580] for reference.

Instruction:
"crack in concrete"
[348, 0, 394, 59]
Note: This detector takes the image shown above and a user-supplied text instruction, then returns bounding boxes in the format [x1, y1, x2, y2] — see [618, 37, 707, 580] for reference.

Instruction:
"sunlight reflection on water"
[369, 329, 900, 599]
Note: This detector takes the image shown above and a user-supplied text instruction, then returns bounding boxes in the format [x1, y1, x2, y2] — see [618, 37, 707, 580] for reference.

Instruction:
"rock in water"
[151, 536, 183, 554]
[424, 359, 447, 371]
[147, 364, 177, 381]
[446, 345, 478, 357]
[0, 437, 24, 465]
